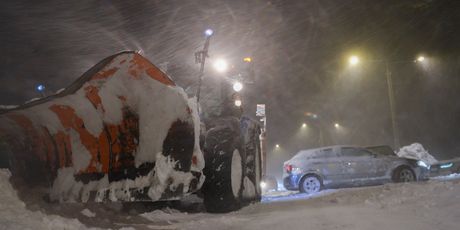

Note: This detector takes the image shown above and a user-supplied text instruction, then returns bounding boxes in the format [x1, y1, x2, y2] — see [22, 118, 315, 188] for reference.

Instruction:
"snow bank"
[0, 169, 94, 229]
[397, 143, 438, 164]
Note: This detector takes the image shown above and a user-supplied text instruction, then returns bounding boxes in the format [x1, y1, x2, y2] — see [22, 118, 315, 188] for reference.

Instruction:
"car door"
[366, 146, 396, 178]
[314, 148, 344, 183]
[340, 147, 377, 183]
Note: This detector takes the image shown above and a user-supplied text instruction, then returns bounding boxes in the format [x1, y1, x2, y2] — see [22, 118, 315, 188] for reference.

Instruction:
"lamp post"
[194, 29, 214, 110]
[348, 55, 426, 149]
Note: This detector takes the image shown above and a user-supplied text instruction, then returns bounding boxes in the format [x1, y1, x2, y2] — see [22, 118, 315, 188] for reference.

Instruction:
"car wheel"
[299, 174, 322, 194]
[202, 123, 245, 213]
[392, 166, 415, 183]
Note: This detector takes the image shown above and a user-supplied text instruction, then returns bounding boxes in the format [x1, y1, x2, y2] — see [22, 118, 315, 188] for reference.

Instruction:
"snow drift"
[397, 143, 437, 164]
[0, 51, 204, 202]
[0, 169, 90, 229]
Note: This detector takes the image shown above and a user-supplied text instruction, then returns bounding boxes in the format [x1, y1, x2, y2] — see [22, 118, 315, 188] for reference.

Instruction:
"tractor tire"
[241, 117, 262, 203]
[202, 122, 245, 213]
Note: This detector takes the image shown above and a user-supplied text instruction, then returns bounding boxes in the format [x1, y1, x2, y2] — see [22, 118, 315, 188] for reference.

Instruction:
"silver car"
[283, 145, 429, 193]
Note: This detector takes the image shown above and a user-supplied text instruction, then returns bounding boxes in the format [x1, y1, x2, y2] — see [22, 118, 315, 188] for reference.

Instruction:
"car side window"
[319, 148, 336, 158]
[341, 147, 372, 157]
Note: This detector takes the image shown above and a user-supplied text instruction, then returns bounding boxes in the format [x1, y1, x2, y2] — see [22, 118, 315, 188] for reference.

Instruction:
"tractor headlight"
[260, 181, 267, 189]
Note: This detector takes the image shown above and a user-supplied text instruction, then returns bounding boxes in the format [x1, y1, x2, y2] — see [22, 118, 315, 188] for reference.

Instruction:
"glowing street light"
[243, 57, 252, 63]
[416, 56, 425, 62]
[349, 55, 360, 66]
[275, 144, 280, 148]
[302, 123, 307, 128]
[334, 123, 340, 128]
[233, 81, 243, 92]
[234, 99, 242, 107]
[213, 59, 229, 73]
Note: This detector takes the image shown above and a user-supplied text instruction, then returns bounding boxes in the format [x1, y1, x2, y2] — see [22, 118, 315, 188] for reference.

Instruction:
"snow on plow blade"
[0, 51, 204, 202]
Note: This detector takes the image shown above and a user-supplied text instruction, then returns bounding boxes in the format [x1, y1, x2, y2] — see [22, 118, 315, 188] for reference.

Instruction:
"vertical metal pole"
[319, 127, 324, 147]
[196, 36, 212, 113]
[385, 61, 400, 150]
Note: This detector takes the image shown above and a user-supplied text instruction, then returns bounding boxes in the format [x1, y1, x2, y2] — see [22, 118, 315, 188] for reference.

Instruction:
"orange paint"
[54, 130, 72, 168]
[92, 67, 119, 80]
[104, 108, 139, 172]
[50, 105, 102, 173]
[129, 53, 175, 86]
[7, 114, 47, 161]
[84, 85, 104, 112]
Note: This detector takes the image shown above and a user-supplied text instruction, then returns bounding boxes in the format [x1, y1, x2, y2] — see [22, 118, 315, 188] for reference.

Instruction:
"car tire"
[299, 174, 322, 194]
[392, 166, 416, 183]
[202, 124, 245, 213]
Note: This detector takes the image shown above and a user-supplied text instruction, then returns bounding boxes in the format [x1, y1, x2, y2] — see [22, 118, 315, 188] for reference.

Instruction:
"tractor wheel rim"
[231, 149, 243, 198]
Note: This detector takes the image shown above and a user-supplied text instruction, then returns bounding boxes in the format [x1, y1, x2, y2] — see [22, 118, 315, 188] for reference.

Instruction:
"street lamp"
[334, 123, 340, 129]
[416, 56, 425, 62]
[275, 144, 280, 148]
[347, 54, 425, 149]
[349, 55, 360, 66]
[195, 28, 214, 110]
[302, 123, 307, 128]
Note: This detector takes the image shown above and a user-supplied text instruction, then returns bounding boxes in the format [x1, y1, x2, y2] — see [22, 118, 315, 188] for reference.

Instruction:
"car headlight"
[417, 160, 429, 168]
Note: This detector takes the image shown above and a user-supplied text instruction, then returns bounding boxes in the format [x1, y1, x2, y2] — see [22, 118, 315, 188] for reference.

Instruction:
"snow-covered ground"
[1, 169, 460, 230]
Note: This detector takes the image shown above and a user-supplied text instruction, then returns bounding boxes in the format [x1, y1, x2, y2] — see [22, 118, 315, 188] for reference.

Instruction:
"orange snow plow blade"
[0, 51, 204, 202]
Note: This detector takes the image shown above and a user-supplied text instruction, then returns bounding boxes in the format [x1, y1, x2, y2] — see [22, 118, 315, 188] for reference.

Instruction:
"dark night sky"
[1, 0, 460, 166]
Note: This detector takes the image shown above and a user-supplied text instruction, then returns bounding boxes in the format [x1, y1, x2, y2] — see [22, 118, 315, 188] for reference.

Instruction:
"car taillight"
[284, 164, 293, 173]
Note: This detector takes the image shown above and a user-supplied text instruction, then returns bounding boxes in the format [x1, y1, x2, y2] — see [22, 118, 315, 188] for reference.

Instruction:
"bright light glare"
[233, 81, 243, 92]
[243, 57, 252, 62]
[234, 99, 242, 107]
[417, 160, 429, 168]
[260, 181, 267, 189]
[204, 29, 214, 36]
[334, 123, 340, 128]
[349, 56, 360, 66]
[417, 56, 425, 62]
[302, 123, 307, 128]
[213, 59, 228, 73]
[36, 84, 45, 92]
[275, 144, 280, 148]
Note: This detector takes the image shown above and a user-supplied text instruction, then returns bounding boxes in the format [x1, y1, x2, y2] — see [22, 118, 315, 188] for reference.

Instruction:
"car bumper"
[283, 174, 301, 190]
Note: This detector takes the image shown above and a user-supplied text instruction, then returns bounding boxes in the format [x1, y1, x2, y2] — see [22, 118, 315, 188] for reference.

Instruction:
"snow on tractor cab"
[0, 51, 262, 212]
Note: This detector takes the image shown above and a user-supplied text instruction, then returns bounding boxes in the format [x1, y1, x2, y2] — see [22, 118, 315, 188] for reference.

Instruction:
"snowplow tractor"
[0, 51, 205, 203]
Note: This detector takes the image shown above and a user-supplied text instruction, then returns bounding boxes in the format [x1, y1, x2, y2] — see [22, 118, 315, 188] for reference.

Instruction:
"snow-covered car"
[429, 158, 460, 177]
[283, 145, 429, 193]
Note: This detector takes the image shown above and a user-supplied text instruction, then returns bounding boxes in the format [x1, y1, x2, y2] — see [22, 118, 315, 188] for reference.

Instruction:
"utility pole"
[385, 61, 400, 150]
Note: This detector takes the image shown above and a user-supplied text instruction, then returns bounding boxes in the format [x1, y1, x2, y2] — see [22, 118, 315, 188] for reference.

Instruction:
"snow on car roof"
[291, 145, 359, 159]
